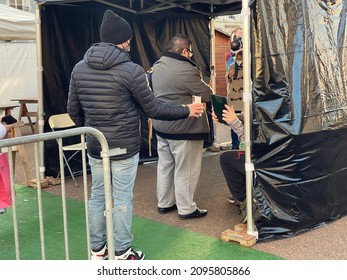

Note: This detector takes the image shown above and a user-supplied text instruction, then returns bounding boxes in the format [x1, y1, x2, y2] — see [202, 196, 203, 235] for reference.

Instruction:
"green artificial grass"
[132, 216, 282, 260]
[0, 186, 88, 260]
[0, 186, 283, 260]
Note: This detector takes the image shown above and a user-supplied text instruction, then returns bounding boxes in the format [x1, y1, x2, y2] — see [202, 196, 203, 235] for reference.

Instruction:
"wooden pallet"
[28, 178, 50, 189]
[45, 176, 61, 186]
[28, 177, 61, 189]
[221, 223, 257, 247]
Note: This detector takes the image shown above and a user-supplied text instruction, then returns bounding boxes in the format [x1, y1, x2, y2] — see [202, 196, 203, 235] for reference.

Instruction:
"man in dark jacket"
[67, 10, 203, 261]
[152, 34, 213, 220]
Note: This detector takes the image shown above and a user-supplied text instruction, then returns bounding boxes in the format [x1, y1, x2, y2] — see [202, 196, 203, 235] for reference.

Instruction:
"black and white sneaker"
[237, 200, 247, 224]
[115, 247, 145, 260]
[91, 244, 108, 260]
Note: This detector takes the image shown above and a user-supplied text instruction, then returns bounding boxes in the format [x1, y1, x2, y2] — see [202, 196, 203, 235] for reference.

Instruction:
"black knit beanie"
[100, 10, 133, 44]
[231, 38, 241, 52]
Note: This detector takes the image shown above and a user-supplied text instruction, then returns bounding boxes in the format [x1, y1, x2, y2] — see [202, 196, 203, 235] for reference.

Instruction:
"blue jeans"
[231, 129, 240, 149]
[88, 153, 139, 253]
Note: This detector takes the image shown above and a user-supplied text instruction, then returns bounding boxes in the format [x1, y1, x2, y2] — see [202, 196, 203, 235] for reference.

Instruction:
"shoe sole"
[178, 213, 207, 220]
[115, 253, 145, 260]
[178, 216, 206, 220]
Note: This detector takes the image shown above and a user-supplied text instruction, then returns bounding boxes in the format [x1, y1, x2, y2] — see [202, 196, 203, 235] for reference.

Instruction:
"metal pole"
[209, 9, 220, 146]
[242, 0, 258, 238]
[210, 15, 216, 91]
[35, 2, 45, 180]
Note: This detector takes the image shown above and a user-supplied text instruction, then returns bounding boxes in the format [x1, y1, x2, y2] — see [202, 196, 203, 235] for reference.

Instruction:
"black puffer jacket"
[67, 43, 190, 160]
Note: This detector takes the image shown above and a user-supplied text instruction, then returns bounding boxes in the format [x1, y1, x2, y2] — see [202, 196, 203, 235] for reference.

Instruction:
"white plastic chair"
[48, 113, 87, 187]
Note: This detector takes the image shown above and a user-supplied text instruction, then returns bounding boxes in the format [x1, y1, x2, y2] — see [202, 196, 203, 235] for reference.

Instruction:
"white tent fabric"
[0, 4, 35, 41]
[0, 5, 37, 121]
[0, 42, 38, 120]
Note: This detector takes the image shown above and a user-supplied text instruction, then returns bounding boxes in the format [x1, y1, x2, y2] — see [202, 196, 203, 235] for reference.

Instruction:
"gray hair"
[167, 34, 192, 54]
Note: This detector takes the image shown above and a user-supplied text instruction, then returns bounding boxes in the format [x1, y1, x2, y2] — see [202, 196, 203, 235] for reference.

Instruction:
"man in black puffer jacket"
[67, 10, 203, 261]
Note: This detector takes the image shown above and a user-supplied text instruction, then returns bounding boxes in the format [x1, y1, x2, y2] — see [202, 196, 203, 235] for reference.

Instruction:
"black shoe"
[178, 209, 208, 220]
[227, 194, 236, 204]
[158, 204, 177, 214]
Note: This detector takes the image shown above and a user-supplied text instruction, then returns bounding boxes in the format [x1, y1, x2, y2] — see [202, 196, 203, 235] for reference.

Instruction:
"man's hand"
[187, 103, 204, 118]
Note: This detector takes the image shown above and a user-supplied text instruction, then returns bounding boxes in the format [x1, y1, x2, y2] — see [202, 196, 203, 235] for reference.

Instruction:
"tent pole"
[35, 2, 45, 180]
[210, 16, 216, 91]
[242, 0, 258, 238]
[209, 12, 220, 146]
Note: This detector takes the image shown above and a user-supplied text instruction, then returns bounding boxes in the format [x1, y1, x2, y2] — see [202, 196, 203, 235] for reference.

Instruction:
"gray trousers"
[156, 136, 204, 215]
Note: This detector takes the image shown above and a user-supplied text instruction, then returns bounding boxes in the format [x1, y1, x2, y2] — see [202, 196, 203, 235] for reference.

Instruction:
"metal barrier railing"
[0, 127, 120, 260]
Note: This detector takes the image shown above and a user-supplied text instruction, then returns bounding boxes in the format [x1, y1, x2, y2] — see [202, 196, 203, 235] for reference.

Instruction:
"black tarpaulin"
[251, 0, 347, 240]
[37, 0, 347, 242]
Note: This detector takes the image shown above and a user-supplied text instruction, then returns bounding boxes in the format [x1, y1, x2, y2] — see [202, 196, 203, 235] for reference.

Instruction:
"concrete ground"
[10, 123, 347, 260]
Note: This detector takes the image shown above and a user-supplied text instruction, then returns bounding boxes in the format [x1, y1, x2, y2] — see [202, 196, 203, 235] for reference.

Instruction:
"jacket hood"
[84, 42, 131, 70]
